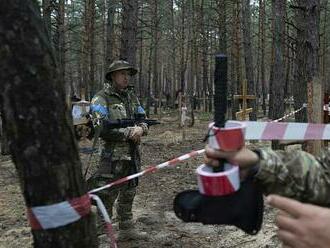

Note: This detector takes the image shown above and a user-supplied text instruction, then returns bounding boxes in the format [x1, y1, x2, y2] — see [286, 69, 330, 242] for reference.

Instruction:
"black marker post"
[213, 54, 228, 172]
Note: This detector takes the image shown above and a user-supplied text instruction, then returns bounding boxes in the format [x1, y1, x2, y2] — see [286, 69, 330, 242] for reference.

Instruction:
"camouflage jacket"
[90, 83, 148, 160]
[255, 148, 330, 206]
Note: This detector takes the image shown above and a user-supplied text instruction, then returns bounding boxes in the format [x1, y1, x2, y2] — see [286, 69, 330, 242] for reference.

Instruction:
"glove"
[128, 126, 143, 143]
[138, 122, 149, 136]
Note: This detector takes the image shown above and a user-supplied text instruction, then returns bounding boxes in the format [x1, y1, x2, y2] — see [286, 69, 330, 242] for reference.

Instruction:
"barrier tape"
[243, 121, 330, 140]
[27, 193, 117, 248]
[27, 194, 91, 230]
[272, 104, 307, 122]
[197, 122, 245, 196]
[90, 194, 117, 248]
[89, 149, 205, 194]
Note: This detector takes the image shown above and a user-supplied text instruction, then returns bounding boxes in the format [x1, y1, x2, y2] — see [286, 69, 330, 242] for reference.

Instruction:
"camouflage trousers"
[87, 155, 137, 226]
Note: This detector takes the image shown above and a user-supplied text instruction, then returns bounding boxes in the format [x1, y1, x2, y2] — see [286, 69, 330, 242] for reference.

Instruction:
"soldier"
[204, 145, 330, 247]
[88, 60, 148, 241]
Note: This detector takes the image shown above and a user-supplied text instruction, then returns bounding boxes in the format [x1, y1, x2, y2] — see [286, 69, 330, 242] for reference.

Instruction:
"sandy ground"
[0, 114, 282, 248]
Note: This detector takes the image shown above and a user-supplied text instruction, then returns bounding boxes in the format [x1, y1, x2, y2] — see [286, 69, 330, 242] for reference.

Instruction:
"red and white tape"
[27, 193, 117, 248]
[272, 104, 307, 123]
[27, 194, 91, 230]
[197, 163, 239, 196]
[89, 149, 205, 194]
[90, 194, 117, 248]
[243, 121, 330, 140]
[197, 122, 245, 196]
[207, 121, 246, 151]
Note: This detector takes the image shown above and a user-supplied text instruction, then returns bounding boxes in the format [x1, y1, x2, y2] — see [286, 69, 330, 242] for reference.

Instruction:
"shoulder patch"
[91, 104, 109, 117]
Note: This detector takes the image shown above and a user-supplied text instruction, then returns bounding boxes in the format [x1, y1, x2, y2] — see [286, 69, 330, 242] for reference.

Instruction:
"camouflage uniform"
[88, 62, 148, 231]
[254, 148, 330, 206]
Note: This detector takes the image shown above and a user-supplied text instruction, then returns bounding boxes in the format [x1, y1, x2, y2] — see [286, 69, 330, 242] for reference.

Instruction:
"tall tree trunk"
[120, 0, 138, 67]
[200, 0, 209, 112]
[321, 0, 328, 91]
[42, 0, 52, 39]
[293, 0, 320, 122]
[54, 0, 66, 85]
[268, 0, 276, 119]
[105, 0, 115, 68]
[89, 0, 96, 98]
[146, 42, 153, 116]
[217, 0, 227, 54]
[284, 0, 291, 98]
[242, 0, 256, 120]
[151, 0, 160, 114]
[271, 0, 286, 149]
[171, 0, 177, 108]
[232, 0, 242, 119]
[0, 1, 97, 247]
[82, 0, 95, 100]
[271, 0, 286, 120]
[188, 0, 195, 126]
[259, 0, 267, 115]
[179, 0, 187, 94]
[138, 2, 144, 98]
[293, 0, 321, 152]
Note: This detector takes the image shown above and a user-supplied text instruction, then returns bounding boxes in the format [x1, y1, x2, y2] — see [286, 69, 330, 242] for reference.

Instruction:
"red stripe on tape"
[304, 124, 326, 140]
[200, 175, 235, 196]
[105, 223, 117, 248]
[262, 122, 288, 139]
[145, 166, 157, 173]
[68, 194, 91, 217]
[27, 208, 42, 230]
[169, 158, 180, 165]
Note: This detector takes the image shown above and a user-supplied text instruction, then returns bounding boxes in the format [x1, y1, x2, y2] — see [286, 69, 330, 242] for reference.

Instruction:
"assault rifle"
[83, 114, 160, 178]
[102, 117, 160, 129]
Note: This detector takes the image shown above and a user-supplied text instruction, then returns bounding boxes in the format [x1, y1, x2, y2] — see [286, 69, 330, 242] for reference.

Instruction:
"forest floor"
[0, 112, 287, 248]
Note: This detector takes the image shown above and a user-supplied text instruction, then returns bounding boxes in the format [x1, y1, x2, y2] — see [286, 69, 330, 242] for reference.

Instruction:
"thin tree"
[242, 0, 257, 120]
[270, 0, 286, 149]
[120, 0, 138, 66]
[42, 0, 52, 38]
[105, 0, 116, 68]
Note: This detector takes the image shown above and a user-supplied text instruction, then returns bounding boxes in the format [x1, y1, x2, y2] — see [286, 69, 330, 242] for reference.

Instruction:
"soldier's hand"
[128, 126, 143, 143]
[204, 145, 260, 180]
[267, 195, 330, 248]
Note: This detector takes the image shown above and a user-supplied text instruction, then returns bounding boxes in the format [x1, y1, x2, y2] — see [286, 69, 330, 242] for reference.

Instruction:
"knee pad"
[173, 178, 264, 235]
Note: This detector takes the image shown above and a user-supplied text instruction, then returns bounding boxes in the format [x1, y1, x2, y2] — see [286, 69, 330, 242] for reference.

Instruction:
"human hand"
[128, 126, 143, 143]
[267, 194, 330, 248]
[204, 145, 259, 180]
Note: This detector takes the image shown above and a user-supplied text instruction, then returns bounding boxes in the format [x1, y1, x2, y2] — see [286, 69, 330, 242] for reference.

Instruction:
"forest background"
[43, 0, 324, 123]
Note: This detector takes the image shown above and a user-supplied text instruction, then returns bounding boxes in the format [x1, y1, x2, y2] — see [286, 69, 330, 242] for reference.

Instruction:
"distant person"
[88, 60, 148, 241]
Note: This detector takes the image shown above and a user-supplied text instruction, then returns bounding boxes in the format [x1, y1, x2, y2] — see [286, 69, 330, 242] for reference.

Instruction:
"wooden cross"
[234, 79, 256, 120]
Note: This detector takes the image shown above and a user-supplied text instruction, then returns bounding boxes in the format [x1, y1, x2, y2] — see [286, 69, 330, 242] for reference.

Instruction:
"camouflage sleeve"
[254, 147, 330, 206]
[90, 95, 130, 142]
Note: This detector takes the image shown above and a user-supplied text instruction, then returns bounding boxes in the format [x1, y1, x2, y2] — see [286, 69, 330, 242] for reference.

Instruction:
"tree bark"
[0, 1, 97, 247]
[0, 115, 10, 155]
[242, 0, 257, 120]
[120, 0, 138, 67]
[259, 0, 267, 116]
[105, 0, 115, 68]
[271, 0, 286, 149]
[42, 0, 52, 39]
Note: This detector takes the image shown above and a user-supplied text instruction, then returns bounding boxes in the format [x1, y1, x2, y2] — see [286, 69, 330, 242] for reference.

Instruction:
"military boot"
[117, 220, 148, 241]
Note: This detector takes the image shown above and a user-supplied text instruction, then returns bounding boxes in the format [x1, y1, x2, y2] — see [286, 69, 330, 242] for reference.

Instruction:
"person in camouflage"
[88, 60, 148, 241]
[204, 145, 330, 247]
